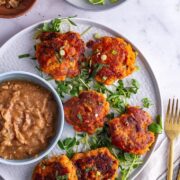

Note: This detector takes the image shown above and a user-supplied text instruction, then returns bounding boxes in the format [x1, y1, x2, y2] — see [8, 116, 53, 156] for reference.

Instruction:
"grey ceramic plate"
[0, 18, 162, 179]
[65, 0, 126, 11]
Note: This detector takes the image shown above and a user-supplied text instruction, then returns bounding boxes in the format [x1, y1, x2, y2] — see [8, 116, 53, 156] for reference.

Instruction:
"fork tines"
[166, 99, 180, 124]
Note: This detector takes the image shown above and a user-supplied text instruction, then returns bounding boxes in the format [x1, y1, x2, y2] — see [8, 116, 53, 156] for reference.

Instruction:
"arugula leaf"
[142, 97, 152, 108]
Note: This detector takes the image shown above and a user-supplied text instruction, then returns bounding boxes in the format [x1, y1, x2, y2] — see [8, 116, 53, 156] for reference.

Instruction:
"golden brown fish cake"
[32, 155, 77, 180]
[35, 31, 85, 81]
[64, 90, 110, 134]
[87, 36, 136, 85]
[72, 147, 119, 180]
[108, 106, 155, 155]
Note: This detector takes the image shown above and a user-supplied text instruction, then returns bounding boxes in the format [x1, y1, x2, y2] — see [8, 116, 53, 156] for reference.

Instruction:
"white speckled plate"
[0, 18, 162, 180]
[65, 0, 126, 11]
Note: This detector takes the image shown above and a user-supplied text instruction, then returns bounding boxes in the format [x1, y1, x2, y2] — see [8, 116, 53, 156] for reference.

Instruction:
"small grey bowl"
[0, 71, 64, 165]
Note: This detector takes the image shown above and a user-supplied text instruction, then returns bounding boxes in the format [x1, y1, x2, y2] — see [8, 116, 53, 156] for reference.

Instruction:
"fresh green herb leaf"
[85, 167, 95, 172]
[89, 0, 105, 5]
[142, 98, 152, 108]
[93, 33, 101, 39]
[156, 115, 163, 128]
[81, 26, 92, 36]
[88, 0, 118, 5]
[63, 137, 77, 148]
[110, 0, 118, 3]
[31, 57, 36, 60]
[136, 65, 140, 71]
[148, 115, 163, 134]
[120, 153, 142, 180]
[58, 137, 77, 158]
[58, 137, 76, 150]
[129, 79, 140, 94]
[58, 123, 142, 180]
[106, 113, 115, 119]
[66, 148, 75, 158]
[148, 123, 162, 134]
[67, 18, 77, 26]
[40, 16, 76, 33]
[57, 140, 65, 150]
[93, 79, 140, 114]
[56, 174, 68, 180]
[77, 113, 83, 122]
[89, 63, 107, 78]
[56, 67, 90, 98]
[112, 49, 117, 55]
[18, 54, 30, 59]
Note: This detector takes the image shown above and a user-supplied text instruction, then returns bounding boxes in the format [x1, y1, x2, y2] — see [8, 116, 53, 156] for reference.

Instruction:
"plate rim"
[0, 17, 163, 179]
[65, 0, 126, 11]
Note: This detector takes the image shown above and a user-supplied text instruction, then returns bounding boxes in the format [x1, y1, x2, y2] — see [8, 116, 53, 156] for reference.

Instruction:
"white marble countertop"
[0, 0, 180, 179]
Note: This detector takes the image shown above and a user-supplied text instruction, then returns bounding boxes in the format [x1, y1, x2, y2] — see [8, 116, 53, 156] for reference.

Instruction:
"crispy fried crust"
[87, 37, 136, 85]
[64, 90, 110, 134]
[35, 31, 85, 81]
[108, 106, 155, 155]
[72, 147, 119, 180]
[32, 155, 78, 180]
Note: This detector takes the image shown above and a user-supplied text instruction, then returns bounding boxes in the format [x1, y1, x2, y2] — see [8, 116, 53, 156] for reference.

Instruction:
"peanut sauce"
[0, 80, 57, 159]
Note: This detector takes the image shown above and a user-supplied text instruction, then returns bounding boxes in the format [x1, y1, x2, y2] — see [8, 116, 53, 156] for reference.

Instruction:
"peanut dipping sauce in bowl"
[0, 71, 64, 165]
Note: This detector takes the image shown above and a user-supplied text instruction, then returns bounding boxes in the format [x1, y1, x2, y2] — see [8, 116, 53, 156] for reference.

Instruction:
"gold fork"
[165, 99, 180, 180]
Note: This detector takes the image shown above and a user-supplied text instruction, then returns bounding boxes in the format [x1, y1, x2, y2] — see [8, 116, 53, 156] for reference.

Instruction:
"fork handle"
[167, 139, 174, 180]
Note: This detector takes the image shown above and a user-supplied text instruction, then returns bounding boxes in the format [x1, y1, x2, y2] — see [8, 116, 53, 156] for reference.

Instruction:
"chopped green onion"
[18, 54, 30, 59]
[89, 0, 105, 5]
[81, 26, 92, 36]
[101, 54, 107, 61]
[59, 49, 65, 56]
[110, 0, 118, 3]
[93, 33, 101, 39]
[102, 76, 107, 81]
[112, 49, 117, 55]
[77, 113, 83, 122]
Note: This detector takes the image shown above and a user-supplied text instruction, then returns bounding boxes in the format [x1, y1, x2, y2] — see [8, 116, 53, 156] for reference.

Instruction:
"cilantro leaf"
[142, 97, 152, 108]
[148, 115, 163, 134]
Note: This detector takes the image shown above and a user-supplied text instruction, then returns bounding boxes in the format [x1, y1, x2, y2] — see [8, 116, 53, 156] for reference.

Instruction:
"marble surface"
[0, 0, 180, 179]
